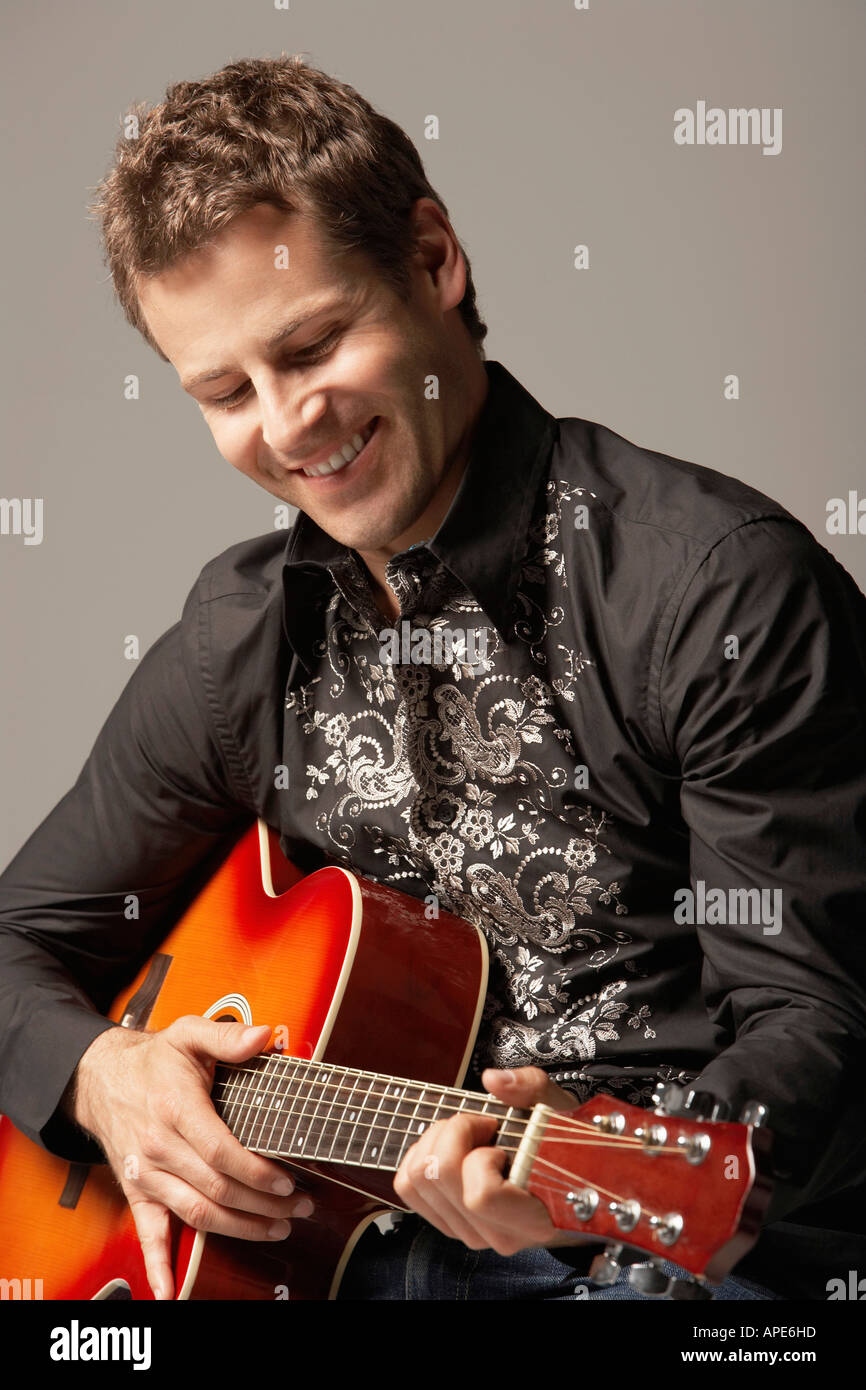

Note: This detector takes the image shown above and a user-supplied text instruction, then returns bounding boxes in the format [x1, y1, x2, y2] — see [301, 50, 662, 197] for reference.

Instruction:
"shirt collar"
[281, 359, 558, 672]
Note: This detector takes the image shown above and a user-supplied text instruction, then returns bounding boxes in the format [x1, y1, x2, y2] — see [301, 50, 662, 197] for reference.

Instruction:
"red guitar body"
[0, 820, 489, 1300]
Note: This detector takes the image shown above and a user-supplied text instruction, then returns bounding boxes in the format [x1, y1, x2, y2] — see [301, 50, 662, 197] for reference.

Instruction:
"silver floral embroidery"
[285, 477, 658, 1075]
[486, 978, 656, 1071]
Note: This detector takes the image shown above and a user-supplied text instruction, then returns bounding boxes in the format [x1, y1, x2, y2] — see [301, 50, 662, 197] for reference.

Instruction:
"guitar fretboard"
[212, 1054, 527, 1173]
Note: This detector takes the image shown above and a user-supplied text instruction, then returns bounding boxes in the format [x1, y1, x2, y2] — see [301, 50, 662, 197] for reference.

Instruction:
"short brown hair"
[90, 54, 487, 359]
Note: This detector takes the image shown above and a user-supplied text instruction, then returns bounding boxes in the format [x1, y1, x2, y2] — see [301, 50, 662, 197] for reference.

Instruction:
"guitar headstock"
[510, 1086, 774, 1290]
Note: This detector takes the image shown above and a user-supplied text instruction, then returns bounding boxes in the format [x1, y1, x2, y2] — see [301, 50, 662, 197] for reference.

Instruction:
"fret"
[239, 1055, 272, 1152]
[391, 1082, 448, 1163]
[224, 1058, 246, 1143]
[258, 1054, 290, 1157]
[491, 1103, 527, 1175]
[493, 1104, 513, 1146]
[248, 1054, 279, 1154]
[314, 1066, 352, 1161]
[280, 1058, 320, 1159]
[427, 1088, 449, 1130]
[214, 1056, 530, 1183]
[213, 1063, 243, 1137]
[214, 1062, 241, 1137]
[304, 1062, 338, 1159]
[327, 1069, 364, 1164]
[230, 1057, 262, 1150]
[362, 1079, 405, 1168]
[355, 1074, 387, 1167]
[381, 1081, 426, 1168]
[340, 1071, 378, 1166]
[463, 1092, 512, 1132]
[395, 1082, 429, 1167]
[271, 1057, 306, 1156]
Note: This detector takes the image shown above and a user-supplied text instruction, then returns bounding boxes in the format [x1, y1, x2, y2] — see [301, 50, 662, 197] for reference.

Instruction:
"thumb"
[481, 1065, 579, 1113]
[170, 1016, 273, 1063]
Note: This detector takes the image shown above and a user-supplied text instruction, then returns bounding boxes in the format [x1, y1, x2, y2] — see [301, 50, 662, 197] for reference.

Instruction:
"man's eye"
[211, 384, 250, 411]
[295, 330, 341, 364]
[209, 332, 341, 411]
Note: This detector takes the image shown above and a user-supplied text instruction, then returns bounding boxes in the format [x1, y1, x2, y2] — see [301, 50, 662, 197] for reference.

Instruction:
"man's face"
[137, 200, 483, 560]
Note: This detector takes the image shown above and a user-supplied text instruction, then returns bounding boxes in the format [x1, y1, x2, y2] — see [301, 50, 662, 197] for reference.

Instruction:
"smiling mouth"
[299, 417, 379, 478]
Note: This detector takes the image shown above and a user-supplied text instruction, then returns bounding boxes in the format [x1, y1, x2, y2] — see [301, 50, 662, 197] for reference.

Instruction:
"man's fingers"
[393, 1168, 487, 1250]
[156, 1017, 306, 1196]
[395, 1115, 501, 1249]
[167, 1017, 272, 1067]
[143, 1078, 300, 1200]
[417, 1139, 554, 1253]
[481, 1065, 579, 1112]
[460, 1145, 556, 1246]
[133, 1131, 312, 1224]
[140, 1170, 297, 1244]
[128, 1197, 174, 1301]
[393, 1104, 561, 1255]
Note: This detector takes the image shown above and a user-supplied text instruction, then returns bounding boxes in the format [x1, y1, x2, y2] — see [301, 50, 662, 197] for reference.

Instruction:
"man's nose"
[258, 377, 328, 460]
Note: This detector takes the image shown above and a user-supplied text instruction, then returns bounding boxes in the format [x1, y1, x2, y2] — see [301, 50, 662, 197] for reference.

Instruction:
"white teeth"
[302, 419, 376, 477]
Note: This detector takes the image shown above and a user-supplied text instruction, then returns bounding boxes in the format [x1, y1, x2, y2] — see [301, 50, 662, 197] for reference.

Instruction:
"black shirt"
[1, 360, 865, 1297]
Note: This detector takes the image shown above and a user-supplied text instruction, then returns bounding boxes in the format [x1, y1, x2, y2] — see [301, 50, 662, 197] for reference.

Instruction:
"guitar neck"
[212, 1053, 529, 1174]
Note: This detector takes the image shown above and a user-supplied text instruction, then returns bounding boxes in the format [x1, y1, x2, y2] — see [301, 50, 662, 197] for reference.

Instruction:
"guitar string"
[214, 1095, 658, 1155]
[211, 1074, 665, 1149]
[211, 1086, 684, 1163]
[210, 1060, 708, 1229]
[523, 1153, 667, 1214]
[218, 1055, 606, 1128]
[217, 1054, 670, 1136]
[211, 1082, 653, 1148]
[211, 1064, 651, 1139]
[249, 1137, 677, 1229]
[211, 1074, 690, 1226]
[496, 1153, 675, 1227]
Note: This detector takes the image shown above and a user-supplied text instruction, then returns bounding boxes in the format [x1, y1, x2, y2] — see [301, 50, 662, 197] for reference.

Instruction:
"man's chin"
[306, 507, 425, 557]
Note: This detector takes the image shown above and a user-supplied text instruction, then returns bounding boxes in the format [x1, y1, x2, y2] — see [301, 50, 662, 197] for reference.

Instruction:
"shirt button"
[429, 794, 460, 825]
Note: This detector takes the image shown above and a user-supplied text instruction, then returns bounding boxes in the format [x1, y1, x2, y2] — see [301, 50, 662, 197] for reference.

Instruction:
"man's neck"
[357, 362, 489, 624]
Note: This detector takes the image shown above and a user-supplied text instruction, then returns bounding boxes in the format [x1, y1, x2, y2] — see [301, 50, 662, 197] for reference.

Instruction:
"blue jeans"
[336, 1214, 784, 1301]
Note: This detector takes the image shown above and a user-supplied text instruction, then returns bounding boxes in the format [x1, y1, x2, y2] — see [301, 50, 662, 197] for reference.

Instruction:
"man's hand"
[392, 1065, 580, 1255]
[67, 1018, 313, 1300]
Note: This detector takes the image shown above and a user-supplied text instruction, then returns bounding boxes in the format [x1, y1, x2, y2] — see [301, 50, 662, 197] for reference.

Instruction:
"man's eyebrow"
[180, 299, 345, 391]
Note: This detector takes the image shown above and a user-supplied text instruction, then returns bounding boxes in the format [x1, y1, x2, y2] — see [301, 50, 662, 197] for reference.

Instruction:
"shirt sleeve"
[655, 515, 866, 1223]
[0, 578, 255, 1162]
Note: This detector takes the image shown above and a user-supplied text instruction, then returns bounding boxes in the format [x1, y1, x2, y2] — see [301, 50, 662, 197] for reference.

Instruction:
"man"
[1, 54, 864, 1303]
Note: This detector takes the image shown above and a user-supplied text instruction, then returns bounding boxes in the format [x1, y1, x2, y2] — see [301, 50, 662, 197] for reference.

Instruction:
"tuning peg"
[652, 1081, 684, 1116]
[668, 1275, 713, 1301]
[682, 1088, 720, 1120]
[567, 1188, 599, 1222]
[739, 1100, 769, 1127]
[683, 1089, 731, 1121]
[588, 1242, 624, 1286]
[627, 1262, 672, 1297]
[608, 1198, 641, 1233]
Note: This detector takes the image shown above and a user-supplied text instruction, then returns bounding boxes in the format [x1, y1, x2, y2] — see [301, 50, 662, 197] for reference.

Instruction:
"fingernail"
[497, 1069, 517, 1086]
[267, 1219, 291, 1240]
[293, 1198, 314, 1218]
[271, 1176, 294, 1195]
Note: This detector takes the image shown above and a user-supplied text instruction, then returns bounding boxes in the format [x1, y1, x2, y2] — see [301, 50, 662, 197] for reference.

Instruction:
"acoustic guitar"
[0, 819, 773, 1300]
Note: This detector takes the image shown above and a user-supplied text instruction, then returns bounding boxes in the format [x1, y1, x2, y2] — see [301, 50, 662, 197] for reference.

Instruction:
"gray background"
[1, 0, 863, 862]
